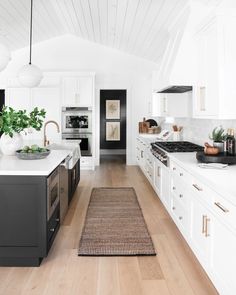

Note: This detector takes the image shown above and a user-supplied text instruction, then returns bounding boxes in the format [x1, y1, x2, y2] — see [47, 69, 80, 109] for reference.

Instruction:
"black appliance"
[151, 141, 203, 166]
[157, 86, 192, 93]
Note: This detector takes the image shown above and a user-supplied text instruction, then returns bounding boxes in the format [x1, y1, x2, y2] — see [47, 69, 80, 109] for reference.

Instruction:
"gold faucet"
[43, 120, 60, 147]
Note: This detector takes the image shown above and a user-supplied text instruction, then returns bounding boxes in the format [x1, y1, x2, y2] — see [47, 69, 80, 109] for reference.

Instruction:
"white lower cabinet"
[161, 166, 170, 209]
[170, 159, 236, 295]
[136, 141, 236, 295]
[153, 159, 161, 197]
[190, 196, 211, 268]
[211, 217, 236, 295]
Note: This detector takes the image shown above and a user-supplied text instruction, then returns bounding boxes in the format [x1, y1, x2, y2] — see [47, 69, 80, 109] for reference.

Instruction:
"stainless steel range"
[151, 141, 204, 166]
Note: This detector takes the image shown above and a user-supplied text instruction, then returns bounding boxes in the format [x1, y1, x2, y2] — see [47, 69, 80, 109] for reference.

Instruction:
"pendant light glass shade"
[0, 43, 11, 71]
[18, 0, 43, 88]
[18, 63, 42, 88]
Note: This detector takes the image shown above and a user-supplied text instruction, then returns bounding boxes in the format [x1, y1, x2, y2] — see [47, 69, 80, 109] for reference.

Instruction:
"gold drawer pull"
[214, 202, 229, 213]
[205, 217, 210, 237]
[202, 215, 206, 233]
[192, 183, 203, 191]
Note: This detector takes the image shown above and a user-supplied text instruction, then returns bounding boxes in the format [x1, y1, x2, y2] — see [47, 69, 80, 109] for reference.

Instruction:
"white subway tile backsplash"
[162, 118, 236, 146]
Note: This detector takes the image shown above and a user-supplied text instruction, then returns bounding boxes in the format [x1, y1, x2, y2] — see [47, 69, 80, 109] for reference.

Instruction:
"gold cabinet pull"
[214, 202, 229, 213]
[202, 215, 206, 233]
[205, 217, 210, 237]
[193, 183, 203, 191]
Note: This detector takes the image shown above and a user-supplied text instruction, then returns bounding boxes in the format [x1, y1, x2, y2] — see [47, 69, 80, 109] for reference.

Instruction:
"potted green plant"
[0, 106, 46, 155]
[209, 126, 226, 153]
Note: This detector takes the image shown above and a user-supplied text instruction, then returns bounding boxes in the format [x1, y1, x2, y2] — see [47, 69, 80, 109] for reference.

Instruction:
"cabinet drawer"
[212, 194, 236, 231]
[47, 204, 60, 252]
[171, 197, 189, 234]
[170, 160, 191, 184]
[190, 176, 236, 231]
[80, 156, 93, 167]
[171, 176, 189, 209]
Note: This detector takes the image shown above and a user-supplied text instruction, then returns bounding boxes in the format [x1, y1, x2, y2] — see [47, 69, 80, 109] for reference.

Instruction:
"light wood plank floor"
[0, 156, 219, 295]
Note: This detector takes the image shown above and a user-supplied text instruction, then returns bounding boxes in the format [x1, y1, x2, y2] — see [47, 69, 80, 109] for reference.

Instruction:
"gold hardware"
[157, 166, 160, 177]
[43, 120, 60, 147]
[193, 183, 203, 191]
[205, 217, 210, 237]
[214, 202, 229, 213]
[202, 215, 206, 233]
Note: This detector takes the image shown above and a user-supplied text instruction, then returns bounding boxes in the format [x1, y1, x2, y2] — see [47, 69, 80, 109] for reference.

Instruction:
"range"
[151, 141, 204, 166]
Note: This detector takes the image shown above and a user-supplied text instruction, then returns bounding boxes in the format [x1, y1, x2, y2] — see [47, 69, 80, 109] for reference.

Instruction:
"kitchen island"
[0, 150, 73, 266]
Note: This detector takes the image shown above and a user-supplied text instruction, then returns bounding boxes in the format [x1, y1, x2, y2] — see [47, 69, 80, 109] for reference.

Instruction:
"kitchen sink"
[47, 142, 81, 169]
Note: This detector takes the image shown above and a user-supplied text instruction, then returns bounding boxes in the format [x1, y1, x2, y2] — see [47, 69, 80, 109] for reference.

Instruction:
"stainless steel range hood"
[157, 85, 192, 93]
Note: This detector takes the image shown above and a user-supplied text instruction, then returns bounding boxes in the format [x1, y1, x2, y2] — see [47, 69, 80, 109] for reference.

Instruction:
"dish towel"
[198, 163, 228, 169]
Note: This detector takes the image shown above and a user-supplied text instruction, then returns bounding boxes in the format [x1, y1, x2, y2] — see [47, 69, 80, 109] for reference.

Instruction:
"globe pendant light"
[0, 41, 11, 71]
[18, 0, 42, 87]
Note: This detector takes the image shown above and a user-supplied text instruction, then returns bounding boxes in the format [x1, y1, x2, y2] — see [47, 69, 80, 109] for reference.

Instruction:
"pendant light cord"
[29, 0, 33, 65]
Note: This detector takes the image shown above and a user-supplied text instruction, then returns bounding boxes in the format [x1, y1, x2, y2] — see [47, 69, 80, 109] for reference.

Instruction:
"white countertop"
[169, 152, 236, 206]
[0, 150, 70, 176]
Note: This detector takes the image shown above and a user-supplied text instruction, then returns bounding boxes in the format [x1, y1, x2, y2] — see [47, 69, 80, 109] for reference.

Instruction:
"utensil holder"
[173, 131, 181, 141]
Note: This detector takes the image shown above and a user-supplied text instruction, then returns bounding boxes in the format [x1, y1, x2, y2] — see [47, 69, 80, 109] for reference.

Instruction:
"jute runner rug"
[78, 187, 156, 256]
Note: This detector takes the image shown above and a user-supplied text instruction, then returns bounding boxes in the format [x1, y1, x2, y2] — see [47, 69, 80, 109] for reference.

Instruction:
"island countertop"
[0, 150, 70, 176]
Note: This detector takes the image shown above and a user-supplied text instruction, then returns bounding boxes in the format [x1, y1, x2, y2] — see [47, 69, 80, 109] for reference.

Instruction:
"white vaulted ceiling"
[0, 0, 194, 63]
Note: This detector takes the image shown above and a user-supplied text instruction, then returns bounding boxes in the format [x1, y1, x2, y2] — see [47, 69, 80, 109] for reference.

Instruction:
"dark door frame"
[98, 88, 128, 165]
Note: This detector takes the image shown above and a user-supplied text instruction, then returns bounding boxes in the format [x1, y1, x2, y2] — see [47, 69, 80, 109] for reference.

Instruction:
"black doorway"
[100, 90, 126, 163]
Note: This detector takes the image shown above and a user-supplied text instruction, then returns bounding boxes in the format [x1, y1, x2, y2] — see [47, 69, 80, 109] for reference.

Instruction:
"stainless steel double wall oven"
[62, 107, 92, 156]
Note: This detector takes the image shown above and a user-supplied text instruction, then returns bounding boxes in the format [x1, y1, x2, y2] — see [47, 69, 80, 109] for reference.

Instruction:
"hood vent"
[157, 85, 192, 93]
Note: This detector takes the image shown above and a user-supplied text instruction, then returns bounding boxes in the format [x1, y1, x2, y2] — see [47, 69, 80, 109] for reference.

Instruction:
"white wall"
[0, 34, 158, 165]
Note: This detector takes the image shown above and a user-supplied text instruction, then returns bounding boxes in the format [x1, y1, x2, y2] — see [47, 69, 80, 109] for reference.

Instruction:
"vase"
[0, 133, 23, 156]
[213, 141, 224, 153]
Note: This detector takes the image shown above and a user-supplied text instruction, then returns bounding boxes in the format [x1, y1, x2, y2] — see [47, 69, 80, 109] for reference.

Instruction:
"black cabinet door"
[0, 176, 47, 255]
[68, 159, 80, 204]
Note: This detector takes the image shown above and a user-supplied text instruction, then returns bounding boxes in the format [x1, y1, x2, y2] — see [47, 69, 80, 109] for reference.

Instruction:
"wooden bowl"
[204, 147, 219, 155]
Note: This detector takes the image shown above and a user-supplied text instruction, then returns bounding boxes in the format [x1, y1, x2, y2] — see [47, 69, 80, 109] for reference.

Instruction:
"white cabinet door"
[154, 159, 161, 197]
[193, 21, 219, 118]
[5, 88, 31, 112]
[31, 88, 61, 142]
[191, 197, 211, 267]
[161, 166, 170, 209]
[211, 217, 236, 295]
[152, 92, 190, 117]
[78, 76, 93, 107]
[62, 77, 78, 106]
[62, 76, 94, 107]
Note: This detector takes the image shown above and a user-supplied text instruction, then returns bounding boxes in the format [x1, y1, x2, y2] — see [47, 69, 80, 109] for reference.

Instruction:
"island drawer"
[47, 204, 60, 251]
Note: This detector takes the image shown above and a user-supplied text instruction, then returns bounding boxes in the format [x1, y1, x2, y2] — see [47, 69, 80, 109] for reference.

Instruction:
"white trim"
[95, 81, 131, 166]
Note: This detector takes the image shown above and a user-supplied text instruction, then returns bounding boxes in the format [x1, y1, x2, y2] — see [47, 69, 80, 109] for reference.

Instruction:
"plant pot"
[0, 133, 23, 156]
[213, 141, 224, 153]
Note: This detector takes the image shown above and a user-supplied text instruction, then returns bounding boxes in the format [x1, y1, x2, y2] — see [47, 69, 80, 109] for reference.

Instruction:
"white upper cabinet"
[5, 88, 31, 112]
[193, 15, 236, 119]
[31, 88, 61, 142]
[152, 92, 190, 118]
[62, 75, 94, 107]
